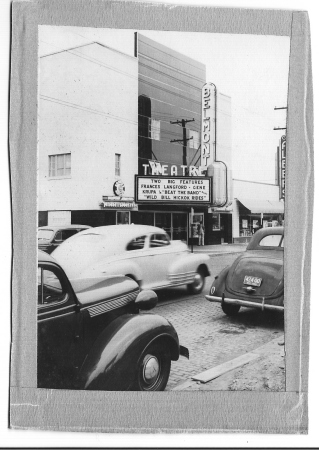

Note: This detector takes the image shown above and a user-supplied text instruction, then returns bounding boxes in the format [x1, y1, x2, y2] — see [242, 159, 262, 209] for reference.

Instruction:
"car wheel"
[133, 342, 171, 391]
[187, 270, 205, 294]
[221, 302, 241, 316]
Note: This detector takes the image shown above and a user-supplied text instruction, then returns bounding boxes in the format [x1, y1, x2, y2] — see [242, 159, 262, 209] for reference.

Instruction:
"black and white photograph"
[6, 0, 318, 442]
[37, 26, 288, 392]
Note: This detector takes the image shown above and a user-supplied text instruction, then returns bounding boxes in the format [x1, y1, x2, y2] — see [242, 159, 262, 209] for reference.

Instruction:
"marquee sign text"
[135, 176, 212, 204]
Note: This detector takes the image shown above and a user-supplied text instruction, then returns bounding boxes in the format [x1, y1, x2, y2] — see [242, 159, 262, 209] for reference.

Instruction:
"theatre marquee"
[135, 176, 212, 204]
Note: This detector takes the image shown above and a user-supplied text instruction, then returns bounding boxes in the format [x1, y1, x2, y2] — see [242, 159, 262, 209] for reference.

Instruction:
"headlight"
[210, 286, 215, 295]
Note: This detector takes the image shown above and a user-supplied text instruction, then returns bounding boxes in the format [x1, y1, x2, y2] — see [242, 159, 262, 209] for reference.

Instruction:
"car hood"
[226, 250, 284, 297]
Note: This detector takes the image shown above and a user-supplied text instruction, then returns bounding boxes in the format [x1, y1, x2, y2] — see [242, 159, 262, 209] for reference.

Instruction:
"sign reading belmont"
[135, 176, 212, 204]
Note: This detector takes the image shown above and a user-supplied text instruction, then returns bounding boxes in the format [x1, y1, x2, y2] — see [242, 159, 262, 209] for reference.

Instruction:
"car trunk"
[226, 251, 283, 298]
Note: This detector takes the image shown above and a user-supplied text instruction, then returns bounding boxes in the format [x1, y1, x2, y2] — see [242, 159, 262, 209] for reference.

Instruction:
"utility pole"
[273, 106, 287, 131]
[170, 118, 195, 165]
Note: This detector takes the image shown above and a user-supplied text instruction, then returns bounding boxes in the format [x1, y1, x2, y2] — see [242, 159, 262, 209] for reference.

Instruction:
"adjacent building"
[38, 42, 138, 227]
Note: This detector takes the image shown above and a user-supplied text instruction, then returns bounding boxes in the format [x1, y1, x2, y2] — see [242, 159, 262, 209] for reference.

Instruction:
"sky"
[39, 25, 290, 185]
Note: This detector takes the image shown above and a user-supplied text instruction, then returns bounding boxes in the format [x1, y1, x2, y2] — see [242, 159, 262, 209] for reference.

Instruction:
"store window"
[149, 119, 160, 141]
[115, 153, 121, 176]
[49, 153, 71, 177]
[131, 211, 154, 226]
[117, 211, 130, 225]
[155, 213, 171, 237]
[189, 213, 204, 238]
[212, 213, 220, 231]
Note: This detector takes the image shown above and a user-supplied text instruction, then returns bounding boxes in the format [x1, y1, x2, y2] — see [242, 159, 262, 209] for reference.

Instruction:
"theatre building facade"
[134, 33, 233, 244]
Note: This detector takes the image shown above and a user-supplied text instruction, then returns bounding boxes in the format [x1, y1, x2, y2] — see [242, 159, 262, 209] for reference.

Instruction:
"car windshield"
[38, 229, 54, 240]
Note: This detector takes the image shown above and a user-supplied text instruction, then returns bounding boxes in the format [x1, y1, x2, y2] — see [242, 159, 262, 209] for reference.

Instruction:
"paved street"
[147, 251, 285, 391]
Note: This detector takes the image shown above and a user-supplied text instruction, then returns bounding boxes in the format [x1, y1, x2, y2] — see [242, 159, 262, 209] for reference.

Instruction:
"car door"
[37, 262, 83, 389]
[141, 233, 175, 288]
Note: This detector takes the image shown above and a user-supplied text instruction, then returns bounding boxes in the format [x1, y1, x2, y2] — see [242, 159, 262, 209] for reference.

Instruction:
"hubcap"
[142, 354, 160, 385]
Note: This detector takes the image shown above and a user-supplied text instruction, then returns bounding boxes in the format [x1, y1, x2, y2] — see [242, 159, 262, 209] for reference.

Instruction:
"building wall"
[233, 179, 280, 201]
[38, 43, 138, 213]
[137, 33, 206, 174]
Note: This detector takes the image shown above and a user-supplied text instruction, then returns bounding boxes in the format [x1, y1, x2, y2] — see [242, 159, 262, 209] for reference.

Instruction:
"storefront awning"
[237, 198, 284, 214]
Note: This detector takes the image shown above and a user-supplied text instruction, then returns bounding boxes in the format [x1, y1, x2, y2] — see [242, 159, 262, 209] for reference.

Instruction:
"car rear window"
[259, 234, 284, 247]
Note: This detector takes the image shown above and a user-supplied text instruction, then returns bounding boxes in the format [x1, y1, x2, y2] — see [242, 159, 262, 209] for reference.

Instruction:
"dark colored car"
[38, 225, 91, 254]
[205, 227, 284, 315]
[38, 250, 188, 391]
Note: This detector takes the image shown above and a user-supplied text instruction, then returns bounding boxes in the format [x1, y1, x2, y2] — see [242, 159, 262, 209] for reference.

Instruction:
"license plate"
[244, 276, 262, 287]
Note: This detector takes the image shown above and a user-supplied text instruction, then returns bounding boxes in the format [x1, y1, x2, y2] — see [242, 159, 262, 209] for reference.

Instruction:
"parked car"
[38, 250, 188, 391]
[38, 224, 91, 254]
[205, 227, 284, 315]
[52, 225, 211, 294]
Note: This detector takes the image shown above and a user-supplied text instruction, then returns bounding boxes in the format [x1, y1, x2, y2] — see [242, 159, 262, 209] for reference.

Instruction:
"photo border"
[9, 1, 312, 433]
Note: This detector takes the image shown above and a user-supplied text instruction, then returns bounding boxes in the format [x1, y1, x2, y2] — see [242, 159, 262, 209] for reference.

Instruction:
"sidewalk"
[172, 334, 285, 391]
[191, 243, 247, 256]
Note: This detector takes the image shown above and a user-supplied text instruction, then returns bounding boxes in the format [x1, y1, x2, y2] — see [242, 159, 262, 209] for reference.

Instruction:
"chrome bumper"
[205, 294, 284, 312]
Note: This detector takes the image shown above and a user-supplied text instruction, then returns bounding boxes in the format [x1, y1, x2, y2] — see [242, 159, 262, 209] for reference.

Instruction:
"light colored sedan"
[52, 225, 211, 294]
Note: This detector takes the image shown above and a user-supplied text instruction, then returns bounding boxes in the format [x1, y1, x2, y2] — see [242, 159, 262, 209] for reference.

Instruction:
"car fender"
[77, 313, 180, 391]
[211, 265, 230, 296]
[168, 252, 210, 277]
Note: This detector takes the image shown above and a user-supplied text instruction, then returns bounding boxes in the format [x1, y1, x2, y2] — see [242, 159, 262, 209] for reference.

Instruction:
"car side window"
[150, 233, 170, 248]
[38, 266, 68, 307]
[259, 234, 283, 247]
[54, 230, 62, 242]
[61, 229, 78, 241]
[126, 235, 146, 251]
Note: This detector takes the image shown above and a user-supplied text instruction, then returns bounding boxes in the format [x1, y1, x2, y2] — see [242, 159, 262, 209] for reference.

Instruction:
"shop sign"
[201, 82, 216, 166]
[101, 196, 137, 209]
[100, 200, 137, 209]
[48, 210, 71, 226]
[135, 176, 211, 204]
[113, 179, 125, 197]
[280, 135, 286, 200]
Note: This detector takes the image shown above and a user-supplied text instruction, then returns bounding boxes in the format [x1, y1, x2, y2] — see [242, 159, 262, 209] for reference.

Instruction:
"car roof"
[247, 226, 284, 250]
[38, 225, 91, 230]
[79, 224, 167, 240]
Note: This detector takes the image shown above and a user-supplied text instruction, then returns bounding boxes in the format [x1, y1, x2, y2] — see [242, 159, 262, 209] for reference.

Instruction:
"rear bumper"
[205, 294, 284, 312]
